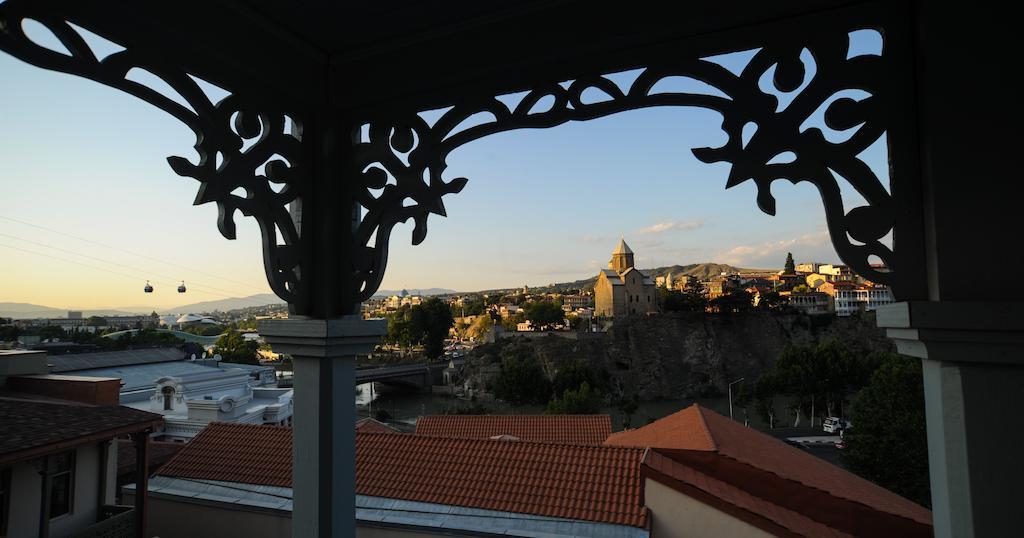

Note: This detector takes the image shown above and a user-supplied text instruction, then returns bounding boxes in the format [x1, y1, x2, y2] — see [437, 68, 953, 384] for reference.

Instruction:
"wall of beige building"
[644, 479, 774, 538]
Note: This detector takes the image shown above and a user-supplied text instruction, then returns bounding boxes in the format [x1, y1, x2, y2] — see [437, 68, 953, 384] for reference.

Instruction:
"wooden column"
[261, 317, 386, 538]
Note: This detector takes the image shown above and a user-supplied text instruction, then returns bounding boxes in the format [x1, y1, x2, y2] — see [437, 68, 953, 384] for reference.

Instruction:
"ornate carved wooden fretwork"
[0, 4, 310, 309]
[1, 0, 901, 311]
[354, 31, 896, 300]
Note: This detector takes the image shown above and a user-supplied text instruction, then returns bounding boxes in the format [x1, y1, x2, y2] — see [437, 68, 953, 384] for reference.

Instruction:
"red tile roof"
[607, 405, 932, 536]
[355, 418, 400, 434]
[415, 414, 612, 444]
[158, 422, 647, 528]
[117, 439, 183, 477]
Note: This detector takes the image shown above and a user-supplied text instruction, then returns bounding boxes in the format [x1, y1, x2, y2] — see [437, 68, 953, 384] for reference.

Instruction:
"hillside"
[372, 288, 458, 298]
[163, 293, 283, 314]
[0, 302, 147, 319]
[467, 312, 893, 401]
[530, 262, 769, 293]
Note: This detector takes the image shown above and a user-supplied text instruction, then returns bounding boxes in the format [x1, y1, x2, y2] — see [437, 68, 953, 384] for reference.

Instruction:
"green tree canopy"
[710, 290, 754, 313]
[841, 354, 930, 507]
[85, 316, 107, 327]
[660, 288, 707, 312]
[384, 298, 454, 359]
[546, 381, 602, 414]
[214, 331, 259, 365]
[526, 301, 564, 330]
[492, 356, 551, 405]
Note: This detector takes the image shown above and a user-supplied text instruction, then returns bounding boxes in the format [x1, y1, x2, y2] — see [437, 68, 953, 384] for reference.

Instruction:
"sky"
[0, 24, 887, 310]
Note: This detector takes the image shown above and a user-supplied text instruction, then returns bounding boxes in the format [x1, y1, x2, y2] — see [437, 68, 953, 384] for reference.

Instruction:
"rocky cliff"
[468, 312, 894, 401]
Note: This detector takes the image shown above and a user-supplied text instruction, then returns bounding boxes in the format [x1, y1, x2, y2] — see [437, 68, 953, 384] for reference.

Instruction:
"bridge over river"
[277, 357, 465, 390]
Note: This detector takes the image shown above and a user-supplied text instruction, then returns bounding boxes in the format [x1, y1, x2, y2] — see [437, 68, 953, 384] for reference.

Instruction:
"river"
[355, 382, 781, 431]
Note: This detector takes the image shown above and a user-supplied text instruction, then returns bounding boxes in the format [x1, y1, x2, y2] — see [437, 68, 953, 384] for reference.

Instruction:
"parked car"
[823, 416, 852, 434]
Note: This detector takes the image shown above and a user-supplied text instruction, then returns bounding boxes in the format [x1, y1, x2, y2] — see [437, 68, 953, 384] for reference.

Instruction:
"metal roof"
[62, 360, 244, 393]
[137, 476, 648, 538]
[47, 347, 184, 373]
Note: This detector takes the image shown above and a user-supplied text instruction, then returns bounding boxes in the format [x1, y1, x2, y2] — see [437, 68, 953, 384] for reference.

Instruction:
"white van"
[823, 416, 852, 433]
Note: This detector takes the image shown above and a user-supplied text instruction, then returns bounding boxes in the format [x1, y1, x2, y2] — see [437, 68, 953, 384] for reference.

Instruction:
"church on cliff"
[594, 238, 659, 317]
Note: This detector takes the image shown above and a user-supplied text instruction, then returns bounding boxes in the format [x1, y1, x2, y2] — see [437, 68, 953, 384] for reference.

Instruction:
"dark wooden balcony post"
[132, 431, 149, 538]
[261, 318, 386, 538]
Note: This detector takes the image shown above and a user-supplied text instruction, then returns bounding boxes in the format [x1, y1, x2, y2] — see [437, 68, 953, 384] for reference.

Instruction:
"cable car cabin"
[144, 281, 153, 293]
[178, 281, 187, 293]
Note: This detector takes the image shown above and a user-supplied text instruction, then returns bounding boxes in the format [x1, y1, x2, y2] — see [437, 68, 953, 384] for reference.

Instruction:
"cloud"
[637, 220, 704, 235]
[581, 234, 610, 244]
[715, 229, 834, 267]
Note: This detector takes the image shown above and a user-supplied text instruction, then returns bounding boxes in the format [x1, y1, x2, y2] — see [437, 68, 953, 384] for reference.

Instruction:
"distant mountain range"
[0, 303, 145, 319]
[371, 288, 458, 298]
[3, 264, 776, 319]
[0, 293, 285, 319]
[505, 263, 773, 293]
[159, 294, 283, 314]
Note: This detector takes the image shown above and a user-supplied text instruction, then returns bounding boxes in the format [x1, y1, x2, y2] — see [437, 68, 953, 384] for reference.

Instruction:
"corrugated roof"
[139, 476, 649, 538]
[415, 414, 612, 444]
[158, 422, 647, 528]
[65, 360, 243, 392]
[47, 347, 184, 373]
[606, 404, 932, 536]
[0, 396, 163, 464]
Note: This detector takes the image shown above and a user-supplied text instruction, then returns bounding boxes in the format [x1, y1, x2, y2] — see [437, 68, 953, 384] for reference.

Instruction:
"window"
[162, 386, 174, 410]
[49, 451, 74, 519]
[1, 467, 10, 536]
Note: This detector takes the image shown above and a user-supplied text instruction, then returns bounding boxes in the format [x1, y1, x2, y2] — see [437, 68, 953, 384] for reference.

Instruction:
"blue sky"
[0, 25, 886, 309]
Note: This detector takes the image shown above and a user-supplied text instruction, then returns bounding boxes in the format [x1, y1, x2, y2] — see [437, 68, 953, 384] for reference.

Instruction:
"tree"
[546, 381, 602, 414]
[526, 301, 564, 331]
[841, 354, 930, 507]
[419, 297, 454, 359]
[710, 290, 754, 313]
[384, 298, 454, 358]
[492, 356, 551, 405]
[660, 287, 707, 313]
[37, 325, 66, 341]
[0, 324, 20, 342]
[784, 252, 796, 274]
[616, 393, 640, 429]
[214, 331, 259, 364]
[551, 360, 605, 397]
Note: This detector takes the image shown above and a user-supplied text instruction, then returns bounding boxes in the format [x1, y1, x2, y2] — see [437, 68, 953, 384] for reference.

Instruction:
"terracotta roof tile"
[355, 418, 400, 434]
[607, 404, 932, 535]
[415, 414, 612, 444]
[117, 439, 183, 477]
[0, 396, 163, 465]
[158, 422, 646, 528]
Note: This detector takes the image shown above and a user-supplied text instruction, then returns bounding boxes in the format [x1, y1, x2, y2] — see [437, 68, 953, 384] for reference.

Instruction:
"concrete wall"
[644, 479, 774, 538]
[5, 444, 104, 538]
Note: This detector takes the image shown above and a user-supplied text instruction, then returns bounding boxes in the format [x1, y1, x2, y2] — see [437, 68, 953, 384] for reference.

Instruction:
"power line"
[0, 242, 275, 306]
[0, 214, 269, 293]
[0, 231, 267, 301]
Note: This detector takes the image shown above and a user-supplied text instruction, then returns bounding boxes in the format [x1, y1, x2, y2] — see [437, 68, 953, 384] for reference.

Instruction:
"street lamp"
[728, 377, 746, 421]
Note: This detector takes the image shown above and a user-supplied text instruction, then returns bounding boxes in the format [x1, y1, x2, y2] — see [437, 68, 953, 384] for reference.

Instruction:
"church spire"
[612, 236, 633, 255]
[609, 237, 635, 272]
